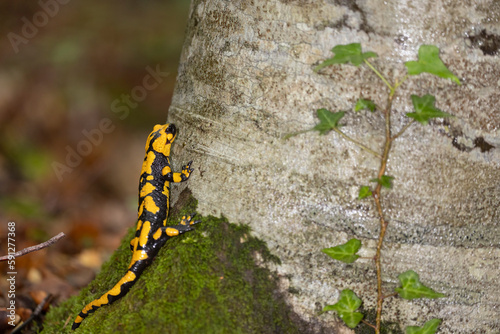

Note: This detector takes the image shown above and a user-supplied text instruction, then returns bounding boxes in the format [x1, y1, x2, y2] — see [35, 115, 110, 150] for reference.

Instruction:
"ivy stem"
[282, 129, 313, 140]
[381, 292, 398, 300]
[391, 119, 415, 141]
[362, 320, 377, 330]
[393, 74, 409, 91]
[333, 128, 382, 158]
[372, 91, 395, 334]
[364, 59, 394, 92]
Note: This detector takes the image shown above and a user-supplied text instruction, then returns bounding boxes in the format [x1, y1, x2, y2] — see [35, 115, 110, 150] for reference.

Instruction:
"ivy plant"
[292, 43, 460, 333]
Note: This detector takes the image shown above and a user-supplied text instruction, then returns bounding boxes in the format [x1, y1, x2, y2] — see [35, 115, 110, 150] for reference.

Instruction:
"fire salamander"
[72, 123, 197, 330]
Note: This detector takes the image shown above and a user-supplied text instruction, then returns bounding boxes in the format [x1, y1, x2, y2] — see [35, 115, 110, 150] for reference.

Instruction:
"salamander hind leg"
[179, 213, 199, 226]
[164, 213, 200, 237]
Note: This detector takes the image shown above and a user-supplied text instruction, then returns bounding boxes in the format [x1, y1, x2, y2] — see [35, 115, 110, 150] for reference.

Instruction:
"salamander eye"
[166, 124, 176, 136]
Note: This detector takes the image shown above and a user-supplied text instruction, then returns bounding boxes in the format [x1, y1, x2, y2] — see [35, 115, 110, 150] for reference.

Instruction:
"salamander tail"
[72, 269, 139, 330]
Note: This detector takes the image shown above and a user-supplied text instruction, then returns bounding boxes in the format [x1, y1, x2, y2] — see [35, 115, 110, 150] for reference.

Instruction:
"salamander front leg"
[163, 161, 194, 183]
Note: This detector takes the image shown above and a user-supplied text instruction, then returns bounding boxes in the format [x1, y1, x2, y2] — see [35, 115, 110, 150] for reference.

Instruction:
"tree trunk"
[169, 1, 500, 333]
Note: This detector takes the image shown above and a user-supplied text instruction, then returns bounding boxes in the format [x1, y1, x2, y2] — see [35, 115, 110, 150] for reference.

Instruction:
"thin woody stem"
[333, 128, 382, 158]
[362, 319, 377, 330]
[382, 292, 398, 300]
[0, 232, 66, 261]
[282, 129, 313, 139]
[392, 119, 415, 141]
[11, 294, 52, 334]
[364, 59, 394, 92]
[393, 74, 409, 91]
[373, 92, 395, 334]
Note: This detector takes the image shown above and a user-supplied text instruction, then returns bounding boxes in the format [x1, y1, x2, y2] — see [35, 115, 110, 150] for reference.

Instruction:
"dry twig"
[0, 232, 66, 261]
[11, 294, 53, 334]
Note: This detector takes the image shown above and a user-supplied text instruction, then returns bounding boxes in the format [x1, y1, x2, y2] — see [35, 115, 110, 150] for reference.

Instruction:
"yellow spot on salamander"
[136, 220, 143, 231]
[166, 228, 179, 237]
[162, 165, 172, 176]
[163, 183, 170, 198]
[153, 124, 164, 132]
[144, 125, 162, 151]
[153, 228, 162, 240]
[130, 237, 138, 250]
[130, 250, 148, 268]
[112, 271, 136, 294]
[152, 132, 168, 155]
[141, 151, 156, 175]
[143, 196, 160, 214]
[139, 221, 151, 247]
[146, 175, 154, 181]
[138, 202, 144, 217]
[140, 182, 155, 198]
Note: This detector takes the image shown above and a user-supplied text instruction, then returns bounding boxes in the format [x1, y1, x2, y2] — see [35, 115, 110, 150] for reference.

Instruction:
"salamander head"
[145, 123, 177, 155]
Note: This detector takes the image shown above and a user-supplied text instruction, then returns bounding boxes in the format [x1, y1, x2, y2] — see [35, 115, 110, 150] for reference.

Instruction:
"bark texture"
[169, 1, 500, 332]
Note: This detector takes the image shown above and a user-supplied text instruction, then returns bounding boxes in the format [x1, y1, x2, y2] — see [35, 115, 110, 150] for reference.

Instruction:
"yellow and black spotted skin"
[72, 123, 197, 330]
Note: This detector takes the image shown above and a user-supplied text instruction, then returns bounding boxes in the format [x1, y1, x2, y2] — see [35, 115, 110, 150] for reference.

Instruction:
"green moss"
[42, 196, 302, 333]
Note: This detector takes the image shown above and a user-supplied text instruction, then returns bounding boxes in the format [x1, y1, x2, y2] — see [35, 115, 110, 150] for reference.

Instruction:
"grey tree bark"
[169, 1, 500, 333]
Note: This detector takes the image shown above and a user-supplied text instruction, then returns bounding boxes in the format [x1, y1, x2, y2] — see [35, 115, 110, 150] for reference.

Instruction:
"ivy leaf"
[323, 289, 363, 328]
[406, 319, 442, 334]
[358, 186, 372, 199]
[322, 238, 362, 264]
[355, 98, 377, 112]
[407, 94, 453, 125]
[370, 175, 394, 189]
[395, 270, 446, 300]
[284, 108, 345, 139]
[315, 43, 378, 71]
[313, 108, 345, 135]
[404, 45, 460, 85]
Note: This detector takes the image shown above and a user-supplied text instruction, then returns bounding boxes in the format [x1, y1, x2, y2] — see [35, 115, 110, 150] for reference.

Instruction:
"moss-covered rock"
[42, 196, 304, 333]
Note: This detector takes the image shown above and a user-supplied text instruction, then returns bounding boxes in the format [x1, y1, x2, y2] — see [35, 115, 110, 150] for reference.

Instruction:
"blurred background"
[0, 0, 190, 329]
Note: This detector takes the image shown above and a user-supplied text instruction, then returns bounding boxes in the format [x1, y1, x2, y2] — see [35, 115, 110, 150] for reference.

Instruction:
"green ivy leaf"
[355, 98, 377, 112]
[313, 108, 345, 135]
[323, 289, 363, 328]
[322, 238, 362, 263]
[395, 270, 446, 300]
[407, 94, 453, 125]
[358, 186, 372, 199]
[315, 43, 378, 71]
[404, 45, 460, 85]
[406, 319, 442, 334]
[370, 175, 394, 189]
